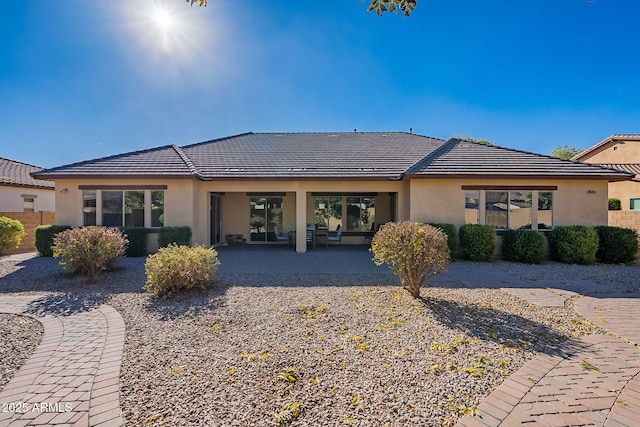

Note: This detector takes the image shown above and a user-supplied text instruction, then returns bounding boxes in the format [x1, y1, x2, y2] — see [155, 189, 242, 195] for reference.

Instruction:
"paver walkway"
[457, 284, 640, 426]
[0, 295, 125, 427]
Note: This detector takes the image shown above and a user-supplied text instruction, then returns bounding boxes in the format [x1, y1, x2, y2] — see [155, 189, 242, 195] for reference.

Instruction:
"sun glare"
[152, 9, 174, 32]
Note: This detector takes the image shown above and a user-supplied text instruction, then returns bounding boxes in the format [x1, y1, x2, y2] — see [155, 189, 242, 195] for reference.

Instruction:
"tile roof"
[182, 132, 445, 179]
[573, 134, 640, 160]
[0, 158, 54, 189]
[32, 133, 635, 182]
[32, 145, 197, 179]
[596, 164, 640, 179]
[405, 139, 634, 181]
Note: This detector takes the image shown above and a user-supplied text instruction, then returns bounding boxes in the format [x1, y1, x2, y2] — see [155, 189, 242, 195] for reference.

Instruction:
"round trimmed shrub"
[119, 227, 148, 257]
[502, 229, 546, 264]
[594, 226, 638, 264]
[426, 223, 458, 256]
[34, 225, 73, 257]
[144, 244, 220, 298]
[608, 198, 622, 211]
[459, 224, 496, 262]
[370, 221, 450, 298]
[548, 225, 598, 265]
[53, 226, 128, 283]
[0, 216, 27, 255]
[158, 226, 192, 248]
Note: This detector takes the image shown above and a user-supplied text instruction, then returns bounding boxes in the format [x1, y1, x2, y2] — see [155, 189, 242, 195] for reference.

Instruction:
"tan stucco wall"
[50, 176, 611, 253]
[193, 180, 405, 249]
[608, 180, 640, 210]
[407, 178, 609, 227]
[0, 185, 55, 212]
[53, 178, 197, 230]
[578, 140, 640, 164]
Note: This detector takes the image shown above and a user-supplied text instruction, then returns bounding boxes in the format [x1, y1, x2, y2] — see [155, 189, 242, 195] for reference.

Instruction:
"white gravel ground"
[1, 254, 637, 426]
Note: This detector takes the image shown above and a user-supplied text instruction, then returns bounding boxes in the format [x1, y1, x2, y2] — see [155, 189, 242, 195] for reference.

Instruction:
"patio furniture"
[306, 226, 316, 249]
[326, 225, 342, 246]
[273, 226, 289, 246]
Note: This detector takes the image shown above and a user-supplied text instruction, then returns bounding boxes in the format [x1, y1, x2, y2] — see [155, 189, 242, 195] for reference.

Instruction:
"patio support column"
[295, 189, 307, 253]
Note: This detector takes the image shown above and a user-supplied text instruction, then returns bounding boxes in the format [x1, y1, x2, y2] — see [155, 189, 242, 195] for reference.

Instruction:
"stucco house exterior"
[33, 132, 633, 253]
[572, 134, 640, 211]
[1, 157, 55, 213]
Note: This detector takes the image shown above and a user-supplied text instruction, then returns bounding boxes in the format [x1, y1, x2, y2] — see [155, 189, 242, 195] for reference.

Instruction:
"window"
[630, 198, 640, 210]
[82, 188, 165, 227]
[346, 196, 375, 231]
[538, 192, 553, 229]
[83, 191, 97, 225]
[151, 191, 164, 227]
[485, 191, 508, 229]
[314, 197, 342, 229]
[102, 191, 123, 226]
[124, 191, 145, 227]
[249, 197, 283, 242]
[464, 190, 480, 224]
[23, 197, 35, 213]
[468, 188, 553, 230]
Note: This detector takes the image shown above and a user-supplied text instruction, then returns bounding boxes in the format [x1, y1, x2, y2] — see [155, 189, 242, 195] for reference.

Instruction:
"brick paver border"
[0, 295, 125, 427]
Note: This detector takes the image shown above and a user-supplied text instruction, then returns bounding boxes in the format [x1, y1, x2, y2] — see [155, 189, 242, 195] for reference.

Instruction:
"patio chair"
[326, 225, 342, 246]
[273, 225, 289, 246]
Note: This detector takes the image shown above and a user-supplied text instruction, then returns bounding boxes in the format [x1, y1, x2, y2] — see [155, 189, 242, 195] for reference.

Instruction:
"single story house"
[33, 132, 633, 253]
[1, 157, 55, 213]
[572, 134, 640, 211]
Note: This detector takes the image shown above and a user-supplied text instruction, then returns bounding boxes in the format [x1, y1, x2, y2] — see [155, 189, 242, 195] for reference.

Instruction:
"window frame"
[463, 186, 554, 230]
[81, 188, 165, 228]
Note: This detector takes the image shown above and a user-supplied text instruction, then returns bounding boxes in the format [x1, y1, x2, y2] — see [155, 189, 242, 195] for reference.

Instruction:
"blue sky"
[1, 0, 639, 168]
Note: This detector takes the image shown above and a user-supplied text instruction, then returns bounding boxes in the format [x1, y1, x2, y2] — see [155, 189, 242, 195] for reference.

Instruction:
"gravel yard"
[1, 253, 637, 426]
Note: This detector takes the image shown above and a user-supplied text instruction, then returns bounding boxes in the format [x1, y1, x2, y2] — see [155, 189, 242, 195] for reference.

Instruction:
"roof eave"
[405, 173, 634, 182]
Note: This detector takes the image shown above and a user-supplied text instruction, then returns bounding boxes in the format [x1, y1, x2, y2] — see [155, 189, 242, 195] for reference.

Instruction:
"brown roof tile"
[405, 139, 634, 181]
[0, 158, 54, 189]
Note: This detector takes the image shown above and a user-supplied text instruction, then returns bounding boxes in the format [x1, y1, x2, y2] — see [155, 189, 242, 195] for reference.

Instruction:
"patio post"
[295, 189, 307, 253]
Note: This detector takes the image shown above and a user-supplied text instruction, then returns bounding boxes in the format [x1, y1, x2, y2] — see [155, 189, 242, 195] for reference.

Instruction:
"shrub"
[426, 223, 458, 256]
[459, 224, 496, 262]
[548, 226, 599, 265]
[34, 225, 73, 257]
[501, 229, 546, 264]
[119, 227, 148, 257]
[144, 244, 220, 298]
[594, 226, 639, 264]
[53, 226, 128, 283]
[370, 221, 450, 298]
[158, 226, 192, 248]
[0, 216, 27, 256]
[608, 198, 622, 211]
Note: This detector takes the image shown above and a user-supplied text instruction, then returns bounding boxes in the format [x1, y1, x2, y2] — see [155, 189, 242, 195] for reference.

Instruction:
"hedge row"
[35, 225, 192, 257]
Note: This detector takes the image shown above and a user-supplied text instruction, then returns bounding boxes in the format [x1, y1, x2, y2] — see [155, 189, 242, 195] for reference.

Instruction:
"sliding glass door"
[249, 197, 283, 242]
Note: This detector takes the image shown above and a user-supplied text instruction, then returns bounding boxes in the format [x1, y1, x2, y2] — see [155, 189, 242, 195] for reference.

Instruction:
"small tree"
[551, 144, 582, 159]
[53, 226, 128, 283]
[0, 216, 27, 255]
[370, 221, 450, 298]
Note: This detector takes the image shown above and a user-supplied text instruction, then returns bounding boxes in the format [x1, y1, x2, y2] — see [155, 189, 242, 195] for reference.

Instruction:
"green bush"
[594, 226, 639, 264]
[53, 226, 128, 283]
[426, 223, 458, 256]
[144, 244, 220, 298]
[548, 226, 599, 265]
[502, 229, 546, 264]
[459, 224, 496, 262]
[370, 221, 450, 298]
[0, 216, 27, 256]
[158, 226, 192, 248]
[608, 198, 622, 210]
[34, 225, 73, 257]
[119, 227, 148, 257]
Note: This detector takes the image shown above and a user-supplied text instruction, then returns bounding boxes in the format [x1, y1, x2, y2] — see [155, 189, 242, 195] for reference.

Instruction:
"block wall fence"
[0, 211, 56, 255]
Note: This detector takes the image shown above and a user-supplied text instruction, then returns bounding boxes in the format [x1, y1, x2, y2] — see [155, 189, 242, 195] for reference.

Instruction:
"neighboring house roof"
[572, 134, 640, 161]
[0, 157, 55, 189]
[32, 132, 634, 182]
[405, 138, 633, 180]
